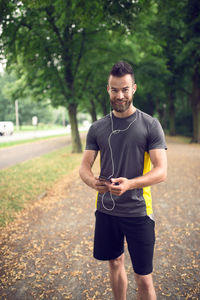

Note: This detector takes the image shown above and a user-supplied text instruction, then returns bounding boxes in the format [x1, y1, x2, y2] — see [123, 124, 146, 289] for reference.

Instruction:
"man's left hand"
[106, 177, 131, 196]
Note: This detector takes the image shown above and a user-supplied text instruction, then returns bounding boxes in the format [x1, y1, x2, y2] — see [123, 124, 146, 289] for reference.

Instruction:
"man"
[79, 61, 167, 300]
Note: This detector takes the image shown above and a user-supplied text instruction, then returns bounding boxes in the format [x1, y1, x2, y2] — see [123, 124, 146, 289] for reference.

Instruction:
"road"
[0, 135, 71, 170]
[0, 128, 70, 143]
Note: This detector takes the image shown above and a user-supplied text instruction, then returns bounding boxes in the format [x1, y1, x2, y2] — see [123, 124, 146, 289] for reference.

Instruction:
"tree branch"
[45, 6, 65, 49]
[74, 29, 86, 78]
[44, 46, 68, 99]
[178, 87, 192, 96]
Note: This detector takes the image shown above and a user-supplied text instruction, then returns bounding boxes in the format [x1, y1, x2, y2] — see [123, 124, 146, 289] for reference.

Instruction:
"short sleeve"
[85, 125, 99, 151]
[148, 119, 167, 151]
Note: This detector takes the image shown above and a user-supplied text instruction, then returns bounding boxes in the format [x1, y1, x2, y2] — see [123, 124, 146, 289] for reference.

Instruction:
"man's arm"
[108, 148, 167, 196]
[79, 149, 109, 193]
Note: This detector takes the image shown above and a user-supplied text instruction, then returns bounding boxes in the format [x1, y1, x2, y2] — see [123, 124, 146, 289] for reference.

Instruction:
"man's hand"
[92, 176, 109, 193]
[107, 177, 131, 196]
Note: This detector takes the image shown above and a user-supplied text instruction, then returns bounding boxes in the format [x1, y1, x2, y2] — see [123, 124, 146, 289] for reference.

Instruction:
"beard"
[110, 98, 132, 113]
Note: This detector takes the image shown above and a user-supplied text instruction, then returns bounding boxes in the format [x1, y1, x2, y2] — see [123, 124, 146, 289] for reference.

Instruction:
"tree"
[77, 31, 136, 120]
[147, 1, 186, 136]
[179, 0, 200, 142]
[120, 2, 170, 128]
[0, 0, 141, 152]
[0, 71, 65, 126]
[147, 0, 200, 141]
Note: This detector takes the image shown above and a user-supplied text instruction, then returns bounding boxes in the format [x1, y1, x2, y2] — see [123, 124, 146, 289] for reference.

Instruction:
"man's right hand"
[92, 176, 109, 193]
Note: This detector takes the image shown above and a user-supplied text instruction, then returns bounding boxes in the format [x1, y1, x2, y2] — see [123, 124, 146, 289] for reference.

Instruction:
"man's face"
[107, 74, 136, 113]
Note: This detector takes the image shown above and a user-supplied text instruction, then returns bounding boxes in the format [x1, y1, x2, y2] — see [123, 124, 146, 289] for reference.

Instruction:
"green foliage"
[0, 72, 67, 125]
[0, 0, 140, 105]
[175, 95, 193, 137]
[0, 0, 199, 141]
[1, 0, 145, 151]
[0, 73, 16, 122]
[135, 0, 200, 138]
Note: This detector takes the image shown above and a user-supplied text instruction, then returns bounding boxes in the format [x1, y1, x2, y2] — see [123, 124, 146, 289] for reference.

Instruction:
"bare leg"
[109, 253, 128, 300]
[134, 273, 156, 300]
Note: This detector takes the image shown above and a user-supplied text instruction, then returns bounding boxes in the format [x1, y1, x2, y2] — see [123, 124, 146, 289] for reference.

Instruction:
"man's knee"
[109, 254, 124, 270]
[134, 273, 154, 292]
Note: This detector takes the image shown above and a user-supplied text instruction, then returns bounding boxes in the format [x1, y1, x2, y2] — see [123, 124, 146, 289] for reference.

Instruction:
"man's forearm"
[105, 166, 167, 197]
[129, 166, 167, 190]
[79, 166, 95, 189]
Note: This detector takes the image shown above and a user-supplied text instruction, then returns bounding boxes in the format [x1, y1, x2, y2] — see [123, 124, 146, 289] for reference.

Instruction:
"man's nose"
[116, 90, 124, 99]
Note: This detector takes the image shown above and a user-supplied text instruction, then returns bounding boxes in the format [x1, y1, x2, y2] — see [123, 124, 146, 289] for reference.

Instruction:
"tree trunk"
[197, 104, 200, 143]
[191, 66, 200, 143]
[89, 99, 97, 122]
[100, 100, 109, 116]
[68, 103, 82, 153]
[168, 90, 176, 136]
[191, 105, 200, 142]
[157, 102, 167, 131]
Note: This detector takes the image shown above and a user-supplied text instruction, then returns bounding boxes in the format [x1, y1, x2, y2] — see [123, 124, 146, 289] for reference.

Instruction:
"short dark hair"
[109, 61, 135, 82]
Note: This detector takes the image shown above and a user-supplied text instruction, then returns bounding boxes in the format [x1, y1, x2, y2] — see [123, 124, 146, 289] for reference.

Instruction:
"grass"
[0, 144, 83, 227]
[14, 124, 65, 131]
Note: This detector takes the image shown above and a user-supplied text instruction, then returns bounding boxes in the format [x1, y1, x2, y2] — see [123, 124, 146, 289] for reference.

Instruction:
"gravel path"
[0, 137, 199, 299]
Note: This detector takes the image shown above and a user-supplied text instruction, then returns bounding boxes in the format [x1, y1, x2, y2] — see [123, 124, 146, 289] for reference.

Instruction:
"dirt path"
[0, 138, 199, 299]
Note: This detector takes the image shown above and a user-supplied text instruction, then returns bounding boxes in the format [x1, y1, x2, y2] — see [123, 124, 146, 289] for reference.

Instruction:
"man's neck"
[112, 105, 136, 118]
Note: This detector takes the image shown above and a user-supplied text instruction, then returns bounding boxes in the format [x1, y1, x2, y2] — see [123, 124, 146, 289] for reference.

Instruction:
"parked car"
[0, 122, 14, 136]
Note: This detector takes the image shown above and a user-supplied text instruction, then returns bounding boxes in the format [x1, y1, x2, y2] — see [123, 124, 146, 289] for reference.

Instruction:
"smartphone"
[99, 175, 112, 183]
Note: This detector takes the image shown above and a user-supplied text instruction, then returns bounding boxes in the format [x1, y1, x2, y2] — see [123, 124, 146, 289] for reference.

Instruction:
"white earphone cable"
[101, 111, 138, 211]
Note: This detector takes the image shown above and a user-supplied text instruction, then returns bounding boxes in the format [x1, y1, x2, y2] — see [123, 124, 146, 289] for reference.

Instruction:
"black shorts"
[93, 211, 155, 275]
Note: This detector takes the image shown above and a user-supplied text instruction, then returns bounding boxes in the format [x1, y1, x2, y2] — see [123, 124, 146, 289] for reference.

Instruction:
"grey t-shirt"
[86, 109, 167, 217]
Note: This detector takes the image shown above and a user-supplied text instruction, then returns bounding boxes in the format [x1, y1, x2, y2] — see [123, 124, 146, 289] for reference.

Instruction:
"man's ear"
[107, 85, 110, 94]
[133, 84, 137, 94]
